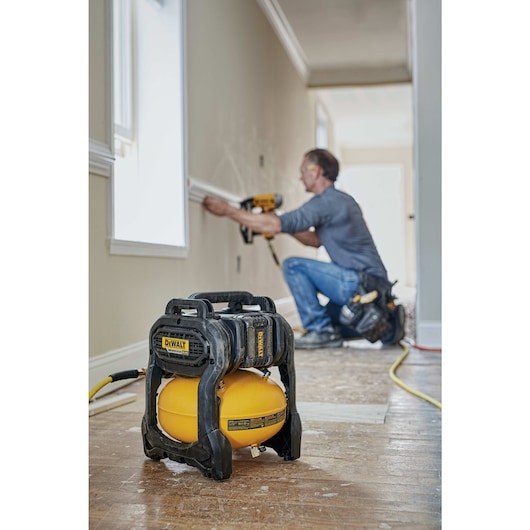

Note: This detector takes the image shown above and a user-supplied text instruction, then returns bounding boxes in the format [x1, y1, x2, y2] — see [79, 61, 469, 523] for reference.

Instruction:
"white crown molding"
[308, 65, 412, 88]
[256, 0, 309, 83]
[89, 138, 115, 177]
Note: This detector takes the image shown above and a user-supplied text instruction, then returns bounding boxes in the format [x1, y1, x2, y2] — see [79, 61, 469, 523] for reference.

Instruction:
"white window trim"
[112, 0, 134, 157]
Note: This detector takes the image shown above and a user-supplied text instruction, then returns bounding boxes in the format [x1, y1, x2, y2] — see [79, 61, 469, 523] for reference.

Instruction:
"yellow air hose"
[89, 369, 146, 402]
[389, 342, 442, 410]
[89, 376, 113, 401]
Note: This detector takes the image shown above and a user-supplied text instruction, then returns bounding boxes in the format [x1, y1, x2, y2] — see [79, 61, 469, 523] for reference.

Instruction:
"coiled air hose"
[389, 341, 442, 410]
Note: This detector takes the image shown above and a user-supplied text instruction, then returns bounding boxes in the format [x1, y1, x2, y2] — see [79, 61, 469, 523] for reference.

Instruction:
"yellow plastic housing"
[158, 369, 287, 449]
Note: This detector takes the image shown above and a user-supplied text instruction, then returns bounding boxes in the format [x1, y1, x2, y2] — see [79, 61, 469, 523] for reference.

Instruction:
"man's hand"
[203, 195, 282, 236]
[203, 196, 231, 216]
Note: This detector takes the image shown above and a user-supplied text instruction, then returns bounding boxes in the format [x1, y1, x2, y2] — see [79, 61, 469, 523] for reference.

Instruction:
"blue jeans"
[282, 257, 360, 333]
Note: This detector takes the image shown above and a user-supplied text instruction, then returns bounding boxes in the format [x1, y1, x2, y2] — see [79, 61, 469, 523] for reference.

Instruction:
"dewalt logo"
[257, 330, 264, 357]
[162, 337, 189, 355]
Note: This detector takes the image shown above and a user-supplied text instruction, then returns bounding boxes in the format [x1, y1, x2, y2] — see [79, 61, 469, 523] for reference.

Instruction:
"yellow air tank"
[158, 369, 287, 450]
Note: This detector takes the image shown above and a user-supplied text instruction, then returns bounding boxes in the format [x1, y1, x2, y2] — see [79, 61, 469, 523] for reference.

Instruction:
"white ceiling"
[257, 0, 414, 149]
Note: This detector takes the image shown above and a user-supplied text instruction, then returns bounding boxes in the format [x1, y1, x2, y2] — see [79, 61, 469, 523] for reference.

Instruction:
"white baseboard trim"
[89, 339, 148, 399]
[416, 321, 442, 349]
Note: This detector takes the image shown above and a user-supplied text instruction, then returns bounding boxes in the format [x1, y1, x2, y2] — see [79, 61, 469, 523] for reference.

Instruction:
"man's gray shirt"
[279, 186, 388, 280]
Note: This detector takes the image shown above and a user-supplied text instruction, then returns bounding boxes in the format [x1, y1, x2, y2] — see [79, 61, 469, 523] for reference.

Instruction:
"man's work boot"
[295, 328, 343, 349]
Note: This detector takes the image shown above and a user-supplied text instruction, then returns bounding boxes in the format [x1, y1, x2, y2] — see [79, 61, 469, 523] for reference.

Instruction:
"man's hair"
[304, 148, 340, 182]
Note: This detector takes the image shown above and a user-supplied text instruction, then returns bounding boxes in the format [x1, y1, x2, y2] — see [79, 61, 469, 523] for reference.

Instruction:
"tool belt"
[339, 272, 393, 343]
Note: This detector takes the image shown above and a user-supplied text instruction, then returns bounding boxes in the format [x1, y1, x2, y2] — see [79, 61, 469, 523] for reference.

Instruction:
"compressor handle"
[165, 297, 216, 318]
[188, 291, 276, 313]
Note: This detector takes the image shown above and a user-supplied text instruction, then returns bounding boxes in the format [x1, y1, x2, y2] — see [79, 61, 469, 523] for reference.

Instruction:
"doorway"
[336, 164, 407, 288]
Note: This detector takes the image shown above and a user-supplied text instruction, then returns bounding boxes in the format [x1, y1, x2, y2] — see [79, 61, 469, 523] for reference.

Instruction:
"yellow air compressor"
[158, 369, 287, 452]
[141, 291, 301, 480]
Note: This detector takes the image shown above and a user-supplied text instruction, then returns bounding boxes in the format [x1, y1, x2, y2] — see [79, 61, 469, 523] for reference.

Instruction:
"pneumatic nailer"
[239, 193, 283, 267]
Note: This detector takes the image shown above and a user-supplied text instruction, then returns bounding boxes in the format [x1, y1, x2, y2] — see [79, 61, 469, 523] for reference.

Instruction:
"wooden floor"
[89, 340, 441, 529]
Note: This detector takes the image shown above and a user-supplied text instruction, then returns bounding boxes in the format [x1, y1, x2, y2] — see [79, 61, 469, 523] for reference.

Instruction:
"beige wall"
[89, 0, 110, 148]
[89, 0, 319, 359]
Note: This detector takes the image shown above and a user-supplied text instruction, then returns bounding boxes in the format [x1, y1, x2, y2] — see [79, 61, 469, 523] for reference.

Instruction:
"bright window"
[315, 102, 329, 149]
[111, 0, 187, 257]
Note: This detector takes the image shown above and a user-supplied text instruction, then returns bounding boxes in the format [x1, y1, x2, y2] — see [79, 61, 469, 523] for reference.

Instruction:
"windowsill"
[109, 238, 188, 258]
